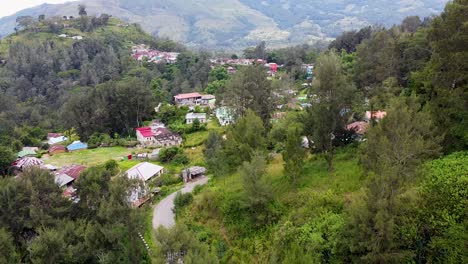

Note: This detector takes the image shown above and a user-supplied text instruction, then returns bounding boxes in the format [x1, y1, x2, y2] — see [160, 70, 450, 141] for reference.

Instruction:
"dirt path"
[152, 176, 208, 229]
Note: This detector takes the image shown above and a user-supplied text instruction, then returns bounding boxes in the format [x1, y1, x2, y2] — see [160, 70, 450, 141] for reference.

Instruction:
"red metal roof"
[174, 92, 202, 100]
[48, 132, 63, 139]
[57, 165, 87, 180]
[136, 127, 154, 137]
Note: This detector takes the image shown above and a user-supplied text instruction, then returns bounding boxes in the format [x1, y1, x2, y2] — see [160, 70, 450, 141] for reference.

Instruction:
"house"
[58, 34, 68, 38]
[14, 157, 44, 170]
[71, 36, 83, 40]
[181, 166, 206, 183]
[346, 121, 369, 135]
[186, 113, 207, 124]
[67, 141, 88, 151]
[200, 94, 216, 106]
[48, 133, 62, 139]
[17, 148, 37, 158]
[126, 162, 164, 182]
[56, 165, 87, 180]
[136, 127, 182, 147]
[365, 111, 387, 121]
[174, 92, 202, 106]
[49, 145, 67, 155]
[216, 107, 236, 126]
[153, 128, 183, 147]
[126, 162, 164, 207]
[48, 136, 67, 145]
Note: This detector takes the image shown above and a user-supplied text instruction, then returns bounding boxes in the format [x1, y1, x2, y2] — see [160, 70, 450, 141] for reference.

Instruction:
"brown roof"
[49, 145, 66, 152]
[57, 165, 87, 180]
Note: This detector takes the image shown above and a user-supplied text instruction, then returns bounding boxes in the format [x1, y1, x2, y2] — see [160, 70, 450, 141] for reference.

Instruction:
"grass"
[43, 146, 132, 167]
[184, 130, 209, 147]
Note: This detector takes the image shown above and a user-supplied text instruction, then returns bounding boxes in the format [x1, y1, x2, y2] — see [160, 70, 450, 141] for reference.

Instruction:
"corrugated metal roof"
[55, 174, 75, 187]
[126, 162, 163, 182]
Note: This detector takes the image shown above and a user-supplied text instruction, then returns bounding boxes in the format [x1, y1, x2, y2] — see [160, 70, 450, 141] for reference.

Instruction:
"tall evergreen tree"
[307, 51, 356, 172]
[283, 124, 306, 185]
[344, 96, 442, 263]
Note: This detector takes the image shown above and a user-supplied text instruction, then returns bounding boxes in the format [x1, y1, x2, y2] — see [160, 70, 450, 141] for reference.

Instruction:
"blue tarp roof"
[67, 141, 88, 151]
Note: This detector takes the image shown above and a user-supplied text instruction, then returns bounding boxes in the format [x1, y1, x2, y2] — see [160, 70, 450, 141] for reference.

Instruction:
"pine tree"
[283, 124, 306, 185]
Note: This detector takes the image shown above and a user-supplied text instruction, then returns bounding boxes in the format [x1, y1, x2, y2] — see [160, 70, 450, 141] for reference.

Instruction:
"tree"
[354, 29, 399, 92]
[0, 228, 19, 263]
[283, 124, 306, 185]
[412, 0, 468, 152]
[306, 51, 356, 172]
[15, 16, 35, 31]
[361, 96, 441, 177]
[204, 131, 227, 177]
[223, 110, 267, 169]
[239, 152, 273, 226]
[0, 147, 14, 176]
[328, 26, 373, 53]
[401, 16, 422, 33]
[344, 97, 442, 263]
[418, 151, 468, 263]
[254, 41, 267, 60]
[223, 66, 273, 126]
[78, 4, 87, 16]
[154, 224, 218, 264]
[209, 67, 228, 82]
[191, 118, 201, 132]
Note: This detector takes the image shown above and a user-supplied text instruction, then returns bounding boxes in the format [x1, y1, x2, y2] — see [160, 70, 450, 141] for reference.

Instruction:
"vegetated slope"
[178, 147, 364, 262]
[0, 0, 448, 49]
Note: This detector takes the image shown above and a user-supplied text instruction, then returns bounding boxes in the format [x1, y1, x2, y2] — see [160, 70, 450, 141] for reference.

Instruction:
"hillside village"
[0, 2, 466, 264]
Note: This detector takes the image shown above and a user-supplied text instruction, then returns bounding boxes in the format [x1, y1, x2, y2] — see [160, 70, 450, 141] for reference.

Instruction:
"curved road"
[152, 176, 208, 229]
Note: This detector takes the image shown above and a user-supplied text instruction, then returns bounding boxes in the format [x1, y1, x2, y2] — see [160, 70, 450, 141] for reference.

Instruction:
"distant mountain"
[0, 0, 448, 49]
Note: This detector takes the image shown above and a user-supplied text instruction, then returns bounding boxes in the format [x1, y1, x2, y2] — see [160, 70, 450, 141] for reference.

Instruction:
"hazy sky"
[0, 0, 72, 18]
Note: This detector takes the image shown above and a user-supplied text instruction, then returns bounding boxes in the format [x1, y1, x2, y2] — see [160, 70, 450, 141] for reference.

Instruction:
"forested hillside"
[0, 0, 467, 263]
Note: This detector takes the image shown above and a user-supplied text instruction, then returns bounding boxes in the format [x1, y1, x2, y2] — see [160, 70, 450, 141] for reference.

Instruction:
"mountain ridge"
[0, 0, 448, 49]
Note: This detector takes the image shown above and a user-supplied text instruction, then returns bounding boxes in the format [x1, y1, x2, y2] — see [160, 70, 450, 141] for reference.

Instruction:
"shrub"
[173, 192, 193, 214]
[159, 147, 189, 165]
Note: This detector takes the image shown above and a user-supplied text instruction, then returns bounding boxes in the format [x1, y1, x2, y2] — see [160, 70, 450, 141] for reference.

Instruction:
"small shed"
[182, 166, 206, 183]
[67, 141, 88, 152]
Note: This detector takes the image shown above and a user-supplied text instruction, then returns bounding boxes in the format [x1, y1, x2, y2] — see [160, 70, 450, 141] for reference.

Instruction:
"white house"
[126, 162, 164, 182]
[126, 162, 164, 207]
[186, 113, 207, 124]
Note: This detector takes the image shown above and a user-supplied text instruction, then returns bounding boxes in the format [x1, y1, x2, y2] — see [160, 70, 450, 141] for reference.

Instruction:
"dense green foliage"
[0, 165, 148, 262]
